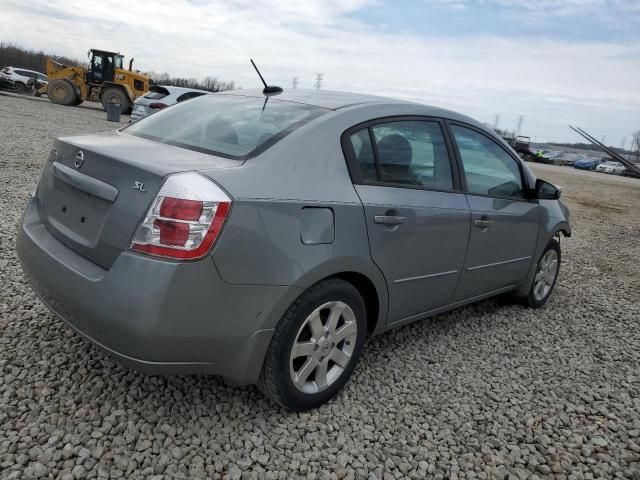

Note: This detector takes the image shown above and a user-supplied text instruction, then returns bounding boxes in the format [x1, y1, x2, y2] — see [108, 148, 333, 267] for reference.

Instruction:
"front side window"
[451, 125, 524, 198]
[125, 94, 327, 159]
[348, 120, 453, 190]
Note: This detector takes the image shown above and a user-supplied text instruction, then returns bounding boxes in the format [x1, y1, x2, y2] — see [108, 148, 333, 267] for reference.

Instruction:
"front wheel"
[258, 279, 367, 411]
[523, 239, 561, 308]
[101, 87, 130, 113]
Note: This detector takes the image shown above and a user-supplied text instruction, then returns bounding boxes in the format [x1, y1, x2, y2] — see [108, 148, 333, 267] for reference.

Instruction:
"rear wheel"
[14, 81, 26, 92]
[523, 239, 561, 308]
[258, 279, 367, 411]
[101, 87, 130, 113]
[48, 79, 77, 105]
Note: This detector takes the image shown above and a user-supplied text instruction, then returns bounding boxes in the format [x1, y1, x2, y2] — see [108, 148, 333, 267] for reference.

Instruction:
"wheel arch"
[288, 258, 389, 337]
[513, 219, 570, 297]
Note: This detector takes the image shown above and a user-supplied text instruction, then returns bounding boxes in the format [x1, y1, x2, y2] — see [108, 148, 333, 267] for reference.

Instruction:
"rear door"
[448, 123, 539, 301]
[343, 118, 471, 324]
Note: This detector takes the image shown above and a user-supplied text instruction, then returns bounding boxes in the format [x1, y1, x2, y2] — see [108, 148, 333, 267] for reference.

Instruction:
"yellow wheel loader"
[38, 49, 150, 113]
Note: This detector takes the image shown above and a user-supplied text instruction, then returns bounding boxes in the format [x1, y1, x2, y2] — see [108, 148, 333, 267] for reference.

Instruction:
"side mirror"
[534, 179, 561, 200]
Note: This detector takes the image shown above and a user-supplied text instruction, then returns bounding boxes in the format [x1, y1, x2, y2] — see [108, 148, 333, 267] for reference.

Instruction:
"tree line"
[0, 42, 86, 73]
[146, 72, 235, 92]
[0, 42, 235, 93]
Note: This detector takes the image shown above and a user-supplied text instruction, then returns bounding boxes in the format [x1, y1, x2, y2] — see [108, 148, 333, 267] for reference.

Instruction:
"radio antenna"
[250, 59, 283, 96]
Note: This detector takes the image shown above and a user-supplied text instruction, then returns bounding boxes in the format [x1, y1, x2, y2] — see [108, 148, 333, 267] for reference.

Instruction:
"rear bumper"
[16, 198, 294, 384]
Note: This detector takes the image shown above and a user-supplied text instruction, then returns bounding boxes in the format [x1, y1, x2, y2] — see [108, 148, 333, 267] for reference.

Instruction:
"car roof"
[11, 67, 44, 74]
[217, 89, 482, 126]
[219, 88, 402, 110]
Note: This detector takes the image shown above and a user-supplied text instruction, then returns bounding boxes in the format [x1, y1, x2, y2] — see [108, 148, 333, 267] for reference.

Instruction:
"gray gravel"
[1, 93, 640, 479]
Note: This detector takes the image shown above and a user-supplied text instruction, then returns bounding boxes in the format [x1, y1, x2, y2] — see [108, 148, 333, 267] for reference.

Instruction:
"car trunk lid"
[36, 131, 239, 269]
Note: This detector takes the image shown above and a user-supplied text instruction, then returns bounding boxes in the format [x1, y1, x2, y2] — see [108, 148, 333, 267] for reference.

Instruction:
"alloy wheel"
[289, 301, 358, 394]
[533, 249, 558, 301]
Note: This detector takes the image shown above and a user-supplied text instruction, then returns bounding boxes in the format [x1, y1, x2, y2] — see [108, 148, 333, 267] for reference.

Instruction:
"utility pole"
[516, 115, 524, 136]
[493, 114, 500, 130]
[292, 77, 299, 89]
[621, 137, 626, 151]
[315, 73, 324, 90]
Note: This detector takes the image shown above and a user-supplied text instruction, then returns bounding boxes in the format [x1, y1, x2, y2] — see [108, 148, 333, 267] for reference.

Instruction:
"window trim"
[444, 120, 533, 201]
[341, 115, 464, 193]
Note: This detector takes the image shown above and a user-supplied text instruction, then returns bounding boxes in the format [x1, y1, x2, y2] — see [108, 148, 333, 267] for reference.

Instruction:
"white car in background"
[130, 85, 209, 122]
[0, 66, 48, 91]
[595, 161, 625, 175]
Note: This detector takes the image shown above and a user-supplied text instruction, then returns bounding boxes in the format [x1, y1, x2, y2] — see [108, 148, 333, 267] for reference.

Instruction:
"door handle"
[473, 219, 493, 229]
[374, 215, 406, 225]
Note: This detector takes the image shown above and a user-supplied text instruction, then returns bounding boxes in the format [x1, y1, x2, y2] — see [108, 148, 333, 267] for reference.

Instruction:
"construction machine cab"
[87, 49, 124, 84]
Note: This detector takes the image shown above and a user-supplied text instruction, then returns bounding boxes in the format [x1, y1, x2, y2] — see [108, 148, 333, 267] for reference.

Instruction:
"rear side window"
[348, 120, 453, 190]
[177, 92, 207, 102]
[451, 125, 524, 198]
[125, 94, 327, 159]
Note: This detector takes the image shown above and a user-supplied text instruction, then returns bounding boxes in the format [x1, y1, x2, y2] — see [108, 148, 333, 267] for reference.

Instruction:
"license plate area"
[41, 176, 111, 248]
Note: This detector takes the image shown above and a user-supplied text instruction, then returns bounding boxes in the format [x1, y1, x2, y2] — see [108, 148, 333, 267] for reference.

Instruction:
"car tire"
[48, 79, 77, 105]
[101, 87, 130, 113]
[523, 238, 561, 309]
[14, 81, 26, 92]
[258, 278, 367, 411]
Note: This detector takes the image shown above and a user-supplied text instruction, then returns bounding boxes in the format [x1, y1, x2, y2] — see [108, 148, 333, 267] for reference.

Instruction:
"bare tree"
[146, 72, 234, 92]
[631, 130, 640, 160]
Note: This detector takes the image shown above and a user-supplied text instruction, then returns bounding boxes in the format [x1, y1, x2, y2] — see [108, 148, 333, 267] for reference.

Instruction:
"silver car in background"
[595, 160, 625, 175]
[130, 85, 209, 121]
[0, 66, 48, 92]
[17, 89, 571, 410]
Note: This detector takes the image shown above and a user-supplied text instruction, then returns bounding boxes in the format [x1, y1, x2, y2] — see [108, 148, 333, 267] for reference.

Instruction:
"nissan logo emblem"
[74, 151, 85, 169]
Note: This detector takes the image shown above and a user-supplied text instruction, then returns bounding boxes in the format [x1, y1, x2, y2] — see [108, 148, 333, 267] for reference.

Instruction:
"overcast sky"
[2, 0, 639, 143]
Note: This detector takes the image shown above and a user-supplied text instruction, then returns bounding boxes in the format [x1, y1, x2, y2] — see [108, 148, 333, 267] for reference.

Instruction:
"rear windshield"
[124, 94, 327, 159]
[144, 86, 170, 99]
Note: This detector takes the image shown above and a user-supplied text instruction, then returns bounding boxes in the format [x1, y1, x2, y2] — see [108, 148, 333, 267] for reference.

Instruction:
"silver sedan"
[17, 89, 570, 410]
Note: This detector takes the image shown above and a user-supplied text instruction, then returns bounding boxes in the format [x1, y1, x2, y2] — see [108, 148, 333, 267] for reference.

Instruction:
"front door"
[448, 124, 540, 301]
[344, 119, 471, 323]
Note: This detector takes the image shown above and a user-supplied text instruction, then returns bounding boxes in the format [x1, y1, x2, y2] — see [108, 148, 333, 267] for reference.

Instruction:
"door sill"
[383, 285, 516, 331]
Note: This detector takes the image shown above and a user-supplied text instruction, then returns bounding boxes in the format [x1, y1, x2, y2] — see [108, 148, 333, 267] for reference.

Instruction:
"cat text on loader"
[38, 49, 150, 113]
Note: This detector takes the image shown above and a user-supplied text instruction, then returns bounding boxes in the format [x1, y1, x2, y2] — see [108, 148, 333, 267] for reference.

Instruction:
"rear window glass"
[144, 87, 170, 100]
[177, 91, 206, 103]
[124, 94, 327, 159]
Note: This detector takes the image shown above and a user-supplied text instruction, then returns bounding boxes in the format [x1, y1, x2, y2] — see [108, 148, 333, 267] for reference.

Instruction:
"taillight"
[130, 172, 232, 260]
[149, 102, 168, 109]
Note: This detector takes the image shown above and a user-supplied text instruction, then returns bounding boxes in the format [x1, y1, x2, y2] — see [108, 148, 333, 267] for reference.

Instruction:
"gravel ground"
[1, 93, 640, 480]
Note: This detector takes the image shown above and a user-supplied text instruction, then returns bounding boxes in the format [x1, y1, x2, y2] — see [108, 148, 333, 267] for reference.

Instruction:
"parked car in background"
[574, 157, 603, 170]
[595, 161, 625, 175]
[130, 85, 209, 122]
[0, 66, 48, 92]
[16, 89, 571, 411]
[0, 71, 15, 90]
